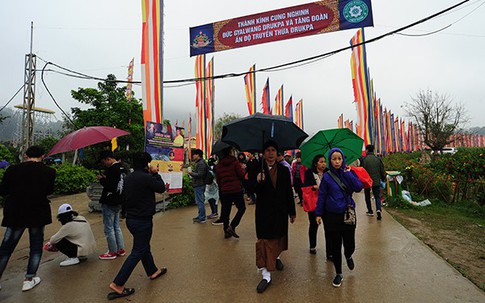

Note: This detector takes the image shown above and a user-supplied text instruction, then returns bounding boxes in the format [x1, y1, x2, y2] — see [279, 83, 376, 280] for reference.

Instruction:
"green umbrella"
[299, 128, 364, 168]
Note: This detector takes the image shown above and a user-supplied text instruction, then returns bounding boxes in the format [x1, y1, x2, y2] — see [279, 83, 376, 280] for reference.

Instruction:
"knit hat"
[58, 203, 73, 215]
[263, 140, 279, 151]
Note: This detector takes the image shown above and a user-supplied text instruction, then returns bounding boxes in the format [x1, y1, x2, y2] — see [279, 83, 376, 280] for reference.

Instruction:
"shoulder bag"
[327, 171, 356, 225]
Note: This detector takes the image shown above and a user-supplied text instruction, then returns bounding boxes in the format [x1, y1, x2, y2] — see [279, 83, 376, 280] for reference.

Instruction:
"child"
[205, 170, 219, 219]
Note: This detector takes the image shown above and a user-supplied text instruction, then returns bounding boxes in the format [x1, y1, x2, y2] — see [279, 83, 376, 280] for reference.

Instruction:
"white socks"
[261, 267, 271, 282]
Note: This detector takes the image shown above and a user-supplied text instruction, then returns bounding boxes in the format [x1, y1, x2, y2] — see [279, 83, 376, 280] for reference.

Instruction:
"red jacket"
[215, 156, 245, 194]
[291, 161, 307, 183]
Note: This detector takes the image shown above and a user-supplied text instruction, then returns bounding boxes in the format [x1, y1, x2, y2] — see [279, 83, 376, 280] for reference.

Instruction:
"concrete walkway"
[0, 192, 483, 303]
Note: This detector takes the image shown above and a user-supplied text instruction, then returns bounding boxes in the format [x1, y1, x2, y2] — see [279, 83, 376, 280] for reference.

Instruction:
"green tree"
[36, 136, 59, 154]
[214, 113, 241, 140]
[68, 74, 145, 165]
[404, 89, 468, 153]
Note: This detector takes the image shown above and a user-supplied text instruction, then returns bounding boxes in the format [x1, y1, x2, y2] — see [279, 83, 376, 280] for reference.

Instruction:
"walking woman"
[302, 154, 331, 257]
[315, 148, 363, 288]
[214, 147, 246, 239]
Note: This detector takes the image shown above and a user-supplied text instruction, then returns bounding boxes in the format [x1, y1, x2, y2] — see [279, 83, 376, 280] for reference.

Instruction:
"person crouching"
[46, 204, 96, 266]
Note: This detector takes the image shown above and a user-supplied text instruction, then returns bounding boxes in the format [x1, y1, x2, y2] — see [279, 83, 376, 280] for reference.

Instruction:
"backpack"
[205, 167, 214, 185]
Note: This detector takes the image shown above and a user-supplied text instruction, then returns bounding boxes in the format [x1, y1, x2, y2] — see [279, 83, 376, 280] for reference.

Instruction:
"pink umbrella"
[48, 126, 130, 156]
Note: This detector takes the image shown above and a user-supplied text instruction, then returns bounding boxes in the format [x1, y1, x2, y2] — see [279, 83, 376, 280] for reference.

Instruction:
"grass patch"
[386, 198, 485, 292]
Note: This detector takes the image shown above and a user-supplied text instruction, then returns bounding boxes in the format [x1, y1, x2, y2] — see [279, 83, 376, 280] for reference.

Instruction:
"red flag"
[261, 78, 270, 114]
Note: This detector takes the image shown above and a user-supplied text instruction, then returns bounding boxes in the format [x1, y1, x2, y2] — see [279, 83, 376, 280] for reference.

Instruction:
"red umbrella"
[48, 126, 130, 156]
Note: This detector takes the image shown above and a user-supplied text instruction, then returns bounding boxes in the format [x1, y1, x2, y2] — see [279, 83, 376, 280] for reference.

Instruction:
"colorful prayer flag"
[244, 64, 256, 115]
[141, 0, 163, 124]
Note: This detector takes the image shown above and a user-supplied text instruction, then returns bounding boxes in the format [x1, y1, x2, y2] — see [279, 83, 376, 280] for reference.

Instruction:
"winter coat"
[253, 162, 296, 239]
[99, 162, 126, 205]
[124, 169, 166, 219]
[189, 158, 208, 188]
[215, 155, 245, 194]
[315, 148, 363, 216]
[291, 161, 307, 183]
[0, 161, 56, 228]
[361, 152, 386, 185]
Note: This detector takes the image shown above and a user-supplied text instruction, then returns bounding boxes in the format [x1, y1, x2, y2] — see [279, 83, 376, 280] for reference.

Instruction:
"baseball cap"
[58, 203, 73, 215]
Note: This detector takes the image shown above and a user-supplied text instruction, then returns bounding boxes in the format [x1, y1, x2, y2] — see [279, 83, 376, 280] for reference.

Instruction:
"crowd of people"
[0, 142, 386, 299]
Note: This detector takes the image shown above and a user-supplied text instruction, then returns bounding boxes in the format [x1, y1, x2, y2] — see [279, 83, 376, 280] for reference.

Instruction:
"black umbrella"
[211, 139, 233, 156]
[221, 113, 308, 152]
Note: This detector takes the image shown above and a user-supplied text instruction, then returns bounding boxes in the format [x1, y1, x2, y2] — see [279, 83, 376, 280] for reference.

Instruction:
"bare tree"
[404, 89, 468, 152]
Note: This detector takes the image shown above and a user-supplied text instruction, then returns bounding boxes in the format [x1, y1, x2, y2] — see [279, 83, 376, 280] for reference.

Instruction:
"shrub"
[0, 144, 16, 164]
[168, 174, 195, 209]
[54, 163, 97, 195]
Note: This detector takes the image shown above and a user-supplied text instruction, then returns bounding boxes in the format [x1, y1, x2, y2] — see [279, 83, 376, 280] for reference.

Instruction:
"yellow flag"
[111, 137, 118, 151]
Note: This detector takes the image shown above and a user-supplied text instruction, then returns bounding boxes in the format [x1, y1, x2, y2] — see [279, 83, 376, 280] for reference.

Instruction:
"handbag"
[327, 170, 356, 225]
[343, 204, 356, 225]
[349, 166, 373, 189]
[301, 186, 318, 212]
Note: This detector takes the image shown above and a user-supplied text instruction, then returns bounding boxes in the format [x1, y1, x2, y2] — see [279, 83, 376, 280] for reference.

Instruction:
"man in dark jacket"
[253, 141, 296, 293]
[188, 149, 208, 223]
[97, 150, 126, 260]
[108, 151, 166, 300]
[361, 144, 386, 220]
[0, 146, 56, 292]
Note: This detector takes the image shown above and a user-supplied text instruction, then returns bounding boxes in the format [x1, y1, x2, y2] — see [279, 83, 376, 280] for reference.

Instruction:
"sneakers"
[116, 249, 126, 257]
[22, 277, 41, 291]
[99, 252, 118, 260]
[309, 248, 317, 255]
[211, 219, 223, 226]
[377, 211, 382, 220]
[193, 216, 206, 223]
[366, 211, 374, 216]
[346, 257, 355, 270]
[332, 274, 343, 288]
[60, 257, 80, 267]
[207, 213, 219, 219]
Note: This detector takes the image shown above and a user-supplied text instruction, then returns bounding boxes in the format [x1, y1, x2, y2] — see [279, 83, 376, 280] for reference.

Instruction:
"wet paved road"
[0, 192, 483, 303]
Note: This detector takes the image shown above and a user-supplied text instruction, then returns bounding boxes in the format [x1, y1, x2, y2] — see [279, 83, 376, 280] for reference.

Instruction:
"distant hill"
[469, 127, 485, 135]
[0, 107, 64, 143]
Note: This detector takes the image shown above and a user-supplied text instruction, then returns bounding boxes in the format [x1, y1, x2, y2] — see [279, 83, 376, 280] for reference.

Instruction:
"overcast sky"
[1, 0, 484, 136]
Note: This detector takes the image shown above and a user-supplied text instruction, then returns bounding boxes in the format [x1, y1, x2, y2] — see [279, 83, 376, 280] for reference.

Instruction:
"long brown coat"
[253, 162, 296, 239]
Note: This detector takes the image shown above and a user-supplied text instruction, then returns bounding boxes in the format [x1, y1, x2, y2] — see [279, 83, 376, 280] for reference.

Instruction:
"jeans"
[220, 192, 246, 230]
[194, 185, 206, 221]
[364, 186, 382, 212]
[0, 226, 44, 279]
[102, 204, 125, 253]
[113, 217, 158, 286]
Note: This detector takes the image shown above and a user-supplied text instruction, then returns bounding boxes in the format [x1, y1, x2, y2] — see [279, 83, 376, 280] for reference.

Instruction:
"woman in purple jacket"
[315, 148, 363, 288]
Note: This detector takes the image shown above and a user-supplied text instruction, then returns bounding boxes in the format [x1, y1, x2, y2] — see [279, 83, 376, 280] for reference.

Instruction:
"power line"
[40, 62, 77, 128]
[0, 84, 26, 114]
[396, 0, 485, 37]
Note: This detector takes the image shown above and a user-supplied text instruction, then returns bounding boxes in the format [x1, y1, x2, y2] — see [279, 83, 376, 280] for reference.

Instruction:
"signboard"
[190, 0, 373, 56]
[145, 121, 184, 193]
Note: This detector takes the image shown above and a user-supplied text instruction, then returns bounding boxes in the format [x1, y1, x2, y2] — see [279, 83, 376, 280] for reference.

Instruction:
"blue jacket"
[315, 148, 363, 216]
